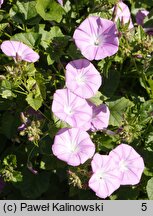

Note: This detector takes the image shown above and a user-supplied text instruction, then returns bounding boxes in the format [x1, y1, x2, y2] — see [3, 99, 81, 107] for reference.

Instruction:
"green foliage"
[11, 32, 41, 47]
[106, 97, 134, 127]
[14, 169, 51, 199]
[147, 177, 153, 200]
[36, 0, 65, 22]
[0, 155, 23, 182]
[10, 0, 40, 25]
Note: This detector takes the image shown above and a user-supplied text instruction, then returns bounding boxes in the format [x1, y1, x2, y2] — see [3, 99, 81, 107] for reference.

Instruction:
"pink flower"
[66, 59, 102, 99]
[57, 0, 63, 6]
[89, 153, 121, 199]
[114, 1, 134, 29]
[52, 128, 95, 166]
[136, 10, 149, 26]
[73, 16, 119, 61]
[51, 88, 92, 129]
[135, 10, 153, 35]
[1, 40, 39, 62]
[109, 144, 145, 185]
[0, 0, 4, 8]
[87, 102, 110, 131]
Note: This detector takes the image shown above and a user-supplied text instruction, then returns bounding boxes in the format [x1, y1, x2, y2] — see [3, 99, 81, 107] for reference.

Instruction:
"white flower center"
[64, 106, 74, 115]
[119, 159, 129, 172]
[96, 169, 106, 180]
[93, 35, 105, 46]
[67, 140, 79, 153]
[94, 38, 100, 46]
[75, 73, 85, 85]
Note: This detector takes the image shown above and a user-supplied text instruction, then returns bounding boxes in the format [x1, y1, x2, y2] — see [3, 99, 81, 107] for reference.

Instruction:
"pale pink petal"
[91, 103, 110, 131]
[109, 144, 145, 185]
[52, 88, 92, 129]
[1, 41, 18, 57]
[113, 1, 134, 29]
[89, 153, 121, 198]
[66, 59, 102, 99]
[85, 102, 110, 131]
[73, 16, 119, 60]
[1, 40, 39, 62]
[52, 128, 95, 166]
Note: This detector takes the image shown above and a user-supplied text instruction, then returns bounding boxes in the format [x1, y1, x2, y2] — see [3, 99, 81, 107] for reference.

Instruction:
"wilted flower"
[66, 59, 102, 99]
[27, 162, 38, 175]
[73, 16, 119, 61]
[136, 10, 149, 26]
[89, 153, 121, 199]
[87, 102, 110, 131]
[136, 10, 153, 35]
[113, 1, 134, 29]
[109, 144, 145, 185]
[52, 88, 92, 129]
[52, 128, 95, 166]
[1, 40, 39, 62]
[0, 0, 4, 8]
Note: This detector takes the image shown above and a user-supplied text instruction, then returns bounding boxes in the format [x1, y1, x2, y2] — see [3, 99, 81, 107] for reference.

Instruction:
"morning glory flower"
[51, 88, 92, 129]
[66, 59, 102, 99]
[1, 40, 39, 62]
[114, 1, 134, 29]
[109, 144, 145, 185]
[87, 102, 110, 131]
[52, 128, 95, 166]
[136, 10, 149, 26]
[73, 16, 119, 61]
[89, 153, 121, 199]
[0, 0, 4, 8]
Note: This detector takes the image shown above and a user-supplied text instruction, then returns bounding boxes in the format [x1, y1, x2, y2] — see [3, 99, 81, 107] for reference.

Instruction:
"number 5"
[141, 203, 147, 211]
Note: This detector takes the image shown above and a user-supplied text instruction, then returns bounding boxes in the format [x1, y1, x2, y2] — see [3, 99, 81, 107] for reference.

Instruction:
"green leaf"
[148, 79, 153, 97]
[106, 97, 134, 126]
[0, 23, 9, 36]
[24, 63, 37, 76]
[88, 91, 104, 106]
[11, 32, 41, 47]
[52, 114, 70, 129]
[45, 26, 69, 64]
[26, 92, 43, 111]
[36, 0, 65, 22]
[147, 177, 153, 200]
[102, 69, 120, 97]
[38, 24, 53, 49]
[0, 79, 11, 90]
[0, 112, 20, 139]
[144, 9, 153, 29]
[10, 0, 40, 25]
[115, 186, 139, 200]
[1, 90, 16, 99]
[35, 73, 46, 99]
[26, 77, 36, 91]
[50, 26, 64, 38]
[40, 155, 65, 170]
[14, 169, 51, 199]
